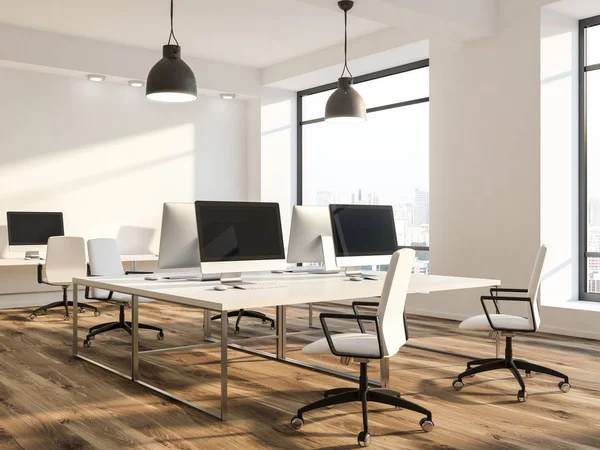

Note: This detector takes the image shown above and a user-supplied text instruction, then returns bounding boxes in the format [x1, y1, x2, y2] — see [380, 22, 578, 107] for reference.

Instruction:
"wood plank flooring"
[0, 300, 598, 449]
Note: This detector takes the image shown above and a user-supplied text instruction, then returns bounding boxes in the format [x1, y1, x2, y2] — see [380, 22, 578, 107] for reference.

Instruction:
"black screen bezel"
[194, 201, 285, 262]
[6, 211, 65, 246]
[328, 204, 398, 257]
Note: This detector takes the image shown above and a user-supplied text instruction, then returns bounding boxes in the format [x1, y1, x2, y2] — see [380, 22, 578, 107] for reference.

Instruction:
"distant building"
[317, 190, 339, 206]
[351, 189, 379, 205]
[413, 189, 429, 225]
[590, 197, 600, 226]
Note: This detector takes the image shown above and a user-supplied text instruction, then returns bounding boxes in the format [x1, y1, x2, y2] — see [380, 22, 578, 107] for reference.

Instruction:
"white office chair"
[452, 245, 571, 402]
[291, 249, 433, 448]
[83, 238, 163, 347]
[31, 236, 99, 320]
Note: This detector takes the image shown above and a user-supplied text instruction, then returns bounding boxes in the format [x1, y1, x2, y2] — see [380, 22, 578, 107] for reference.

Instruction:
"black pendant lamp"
[325, 1, 366, 123]
[146, 0, 197, 102]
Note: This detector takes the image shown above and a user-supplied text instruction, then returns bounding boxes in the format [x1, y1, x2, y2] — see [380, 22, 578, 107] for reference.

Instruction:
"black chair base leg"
[324, 387, 356, 398]
[211, 309, 275, 333]
[455, 336, 571, 400]
[293, 362, 433, 444]
[84, 304, 163, 346]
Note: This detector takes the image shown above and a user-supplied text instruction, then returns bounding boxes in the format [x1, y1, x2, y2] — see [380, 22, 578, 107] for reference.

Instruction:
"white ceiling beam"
[261, 27, 427, 87]
[296, 0, 496, 41]
[0, 24, 261, 98]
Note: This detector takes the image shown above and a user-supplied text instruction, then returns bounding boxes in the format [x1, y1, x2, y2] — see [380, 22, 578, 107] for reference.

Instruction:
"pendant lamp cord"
[340, 8, 353, 79]
[167, 0, 180, 46]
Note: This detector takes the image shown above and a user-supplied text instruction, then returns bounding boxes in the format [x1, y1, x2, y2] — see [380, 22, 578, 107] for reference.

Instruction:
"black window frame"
[580, 15, 600, 301]
[296, 59, 430, 254]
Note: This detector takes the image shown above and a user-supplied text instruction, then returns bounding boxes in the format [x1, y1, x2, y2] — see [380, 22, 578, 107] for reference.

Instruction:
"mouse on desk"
[349, 276, 363, 282]
[213, 285, 228, 291]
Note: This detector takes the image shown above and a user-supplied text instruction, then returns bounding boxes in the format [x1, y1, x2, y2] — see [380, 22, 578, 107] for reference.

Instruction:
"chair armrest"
[125, 271, 153, 275]
[351, 301, 379, 333]
[84, 267, 113, 301]
[488, 287, 528, 313]
[480, 295, 536, 332]
[37, 264, 43, 284]
[319, 312, 383, 359]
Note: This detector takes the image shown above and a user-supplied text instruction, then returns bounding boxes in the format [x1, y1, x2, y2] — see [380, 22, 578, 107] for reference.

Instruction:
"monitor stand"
[319, 235, 341, 274]
[220, 272, 245, 284]
[344, 267, 378, 281]
[24, 251, 41, 260]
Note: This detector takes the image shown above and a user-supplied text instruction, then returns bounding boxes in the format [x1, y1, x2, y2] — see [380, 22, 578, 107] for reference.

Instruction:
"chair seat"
[302, 333, 380, 358]
[459, 314, 532, 331]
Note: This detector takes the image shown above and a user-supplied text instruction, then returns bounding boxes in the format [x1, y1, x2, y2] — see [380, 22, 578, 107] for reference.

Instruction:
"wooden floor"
[0, 300, 599, 450]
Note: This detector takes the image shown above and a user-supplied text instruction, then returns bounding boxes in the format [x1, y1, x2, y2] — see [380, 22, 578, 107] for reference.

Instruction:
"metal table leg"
[203, 308, 212, 340]
[72, 283, 78, 356]
[221, 310, 228, 420]
[131, 295, 139, 381]
[276, 305, 287, 359]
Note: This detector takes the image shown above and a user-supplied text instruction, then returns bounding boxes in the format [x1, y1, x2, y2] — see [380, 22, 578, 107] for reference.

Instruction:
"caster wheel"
[262, 319, 267, 324]
[64, 315, 70, 321]
[420, 418, 434, 432]
[87, 335, 95, 341]
[270, 324, 275, 330]
[517, 390, 527, 402]
[29, 313, 37, 320]
[526, 370, 535, 378]
[79, 307, 86, 313]
[94, 311, 101, 317]
[558, 381, 571, 393]
[357, 431, 371, 447]
[290, 416, 304, 430]
[40, 310, 48, 316]
[83, 339, 92, 348]
[234, 328, 240, 334]
[157, 332, 165, 341]
[452, 379, 464, 391]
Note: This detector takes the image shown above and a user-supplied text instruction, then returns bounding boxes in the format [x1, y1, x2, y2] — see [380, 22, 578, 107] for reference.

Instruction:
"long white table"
[71, 272, 500, 421]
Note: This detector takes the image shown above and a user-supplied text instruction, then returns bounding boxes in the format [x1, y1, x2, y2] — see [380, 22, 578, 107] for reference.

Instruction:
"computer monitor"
[329, 204, 398, 276]
[7, 211, 65, 259]
[158, 203, 200, 270]
[287, 205, 339, 273]
[157, 203, 219, 281]
[195, 201, 286, 282]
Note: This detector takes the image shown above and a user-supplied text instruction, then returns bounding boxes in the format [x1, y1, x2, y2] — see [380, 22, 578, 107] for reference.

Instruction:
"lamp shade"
[325, 77, 366, 123]
[146, 45, 197, 102]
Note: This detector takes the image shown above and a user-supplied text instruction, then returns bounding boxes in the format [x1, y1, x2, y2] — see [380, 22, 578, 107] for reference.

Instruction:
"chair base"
[83, 303, 163, 347]
[211, 309, 275, 334]
[30, 286, 98, 320]
[292, 362, 433, 447]
[454, 336, 570, 401]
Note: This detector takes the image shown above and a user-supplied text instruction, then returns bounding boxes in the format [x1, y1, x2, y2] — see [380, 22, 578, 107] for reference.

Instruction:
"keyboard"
[233, 282, 284, 290]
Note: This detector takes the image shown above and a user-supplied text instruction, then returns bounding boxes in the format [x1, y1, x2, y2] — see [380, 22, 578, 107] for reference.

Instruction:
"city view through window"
[583, 21, 600, 296]
[299, 64, 430, 273]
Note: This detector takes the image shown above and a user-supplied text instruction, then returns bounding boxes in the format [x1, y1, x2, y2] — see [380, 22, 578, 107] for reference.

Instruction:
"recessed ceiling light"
[220, 93, 236, 100]
[128, 80, 145, 88]
[87, 74, 105, 82]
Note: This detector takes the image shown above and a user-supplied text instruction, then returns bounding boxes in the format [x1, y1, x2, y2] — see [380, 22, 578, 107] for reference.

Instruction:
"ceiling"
[547, 0, 600, 19]
[0, 0, 387, 68]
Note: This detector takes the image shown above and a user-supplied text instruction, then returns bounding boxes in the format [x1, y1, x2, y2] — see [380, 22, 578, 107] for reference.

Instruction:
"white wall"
[0, 66, 248, 307]
[420, 0, 542, 321]
[540, 8, 579, 306]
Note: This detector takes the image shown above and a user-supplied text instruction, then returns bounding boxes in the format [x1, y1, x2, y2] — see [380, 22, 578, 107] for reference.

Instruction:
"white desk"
[0, 254, 156, 267]
[72, 272, 499, 421]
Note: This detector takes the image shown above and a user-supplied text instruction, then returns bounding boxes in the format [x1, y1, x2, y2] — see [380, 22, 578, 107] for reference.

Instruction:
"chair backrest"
[377, 248, 415, 358]
[45, 236, 87, 284]
[87, 238, 125, 299]
[87, 238, 126, 276]
[526, 245, 547, 329]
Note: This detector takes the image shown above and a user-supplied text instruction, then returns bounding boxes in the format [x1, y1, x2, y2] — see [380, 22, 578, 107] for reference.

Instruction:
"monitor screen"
[329, 205, 398, 257]
[195, 201, 285, 262]
[7, 212, 64, 246]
